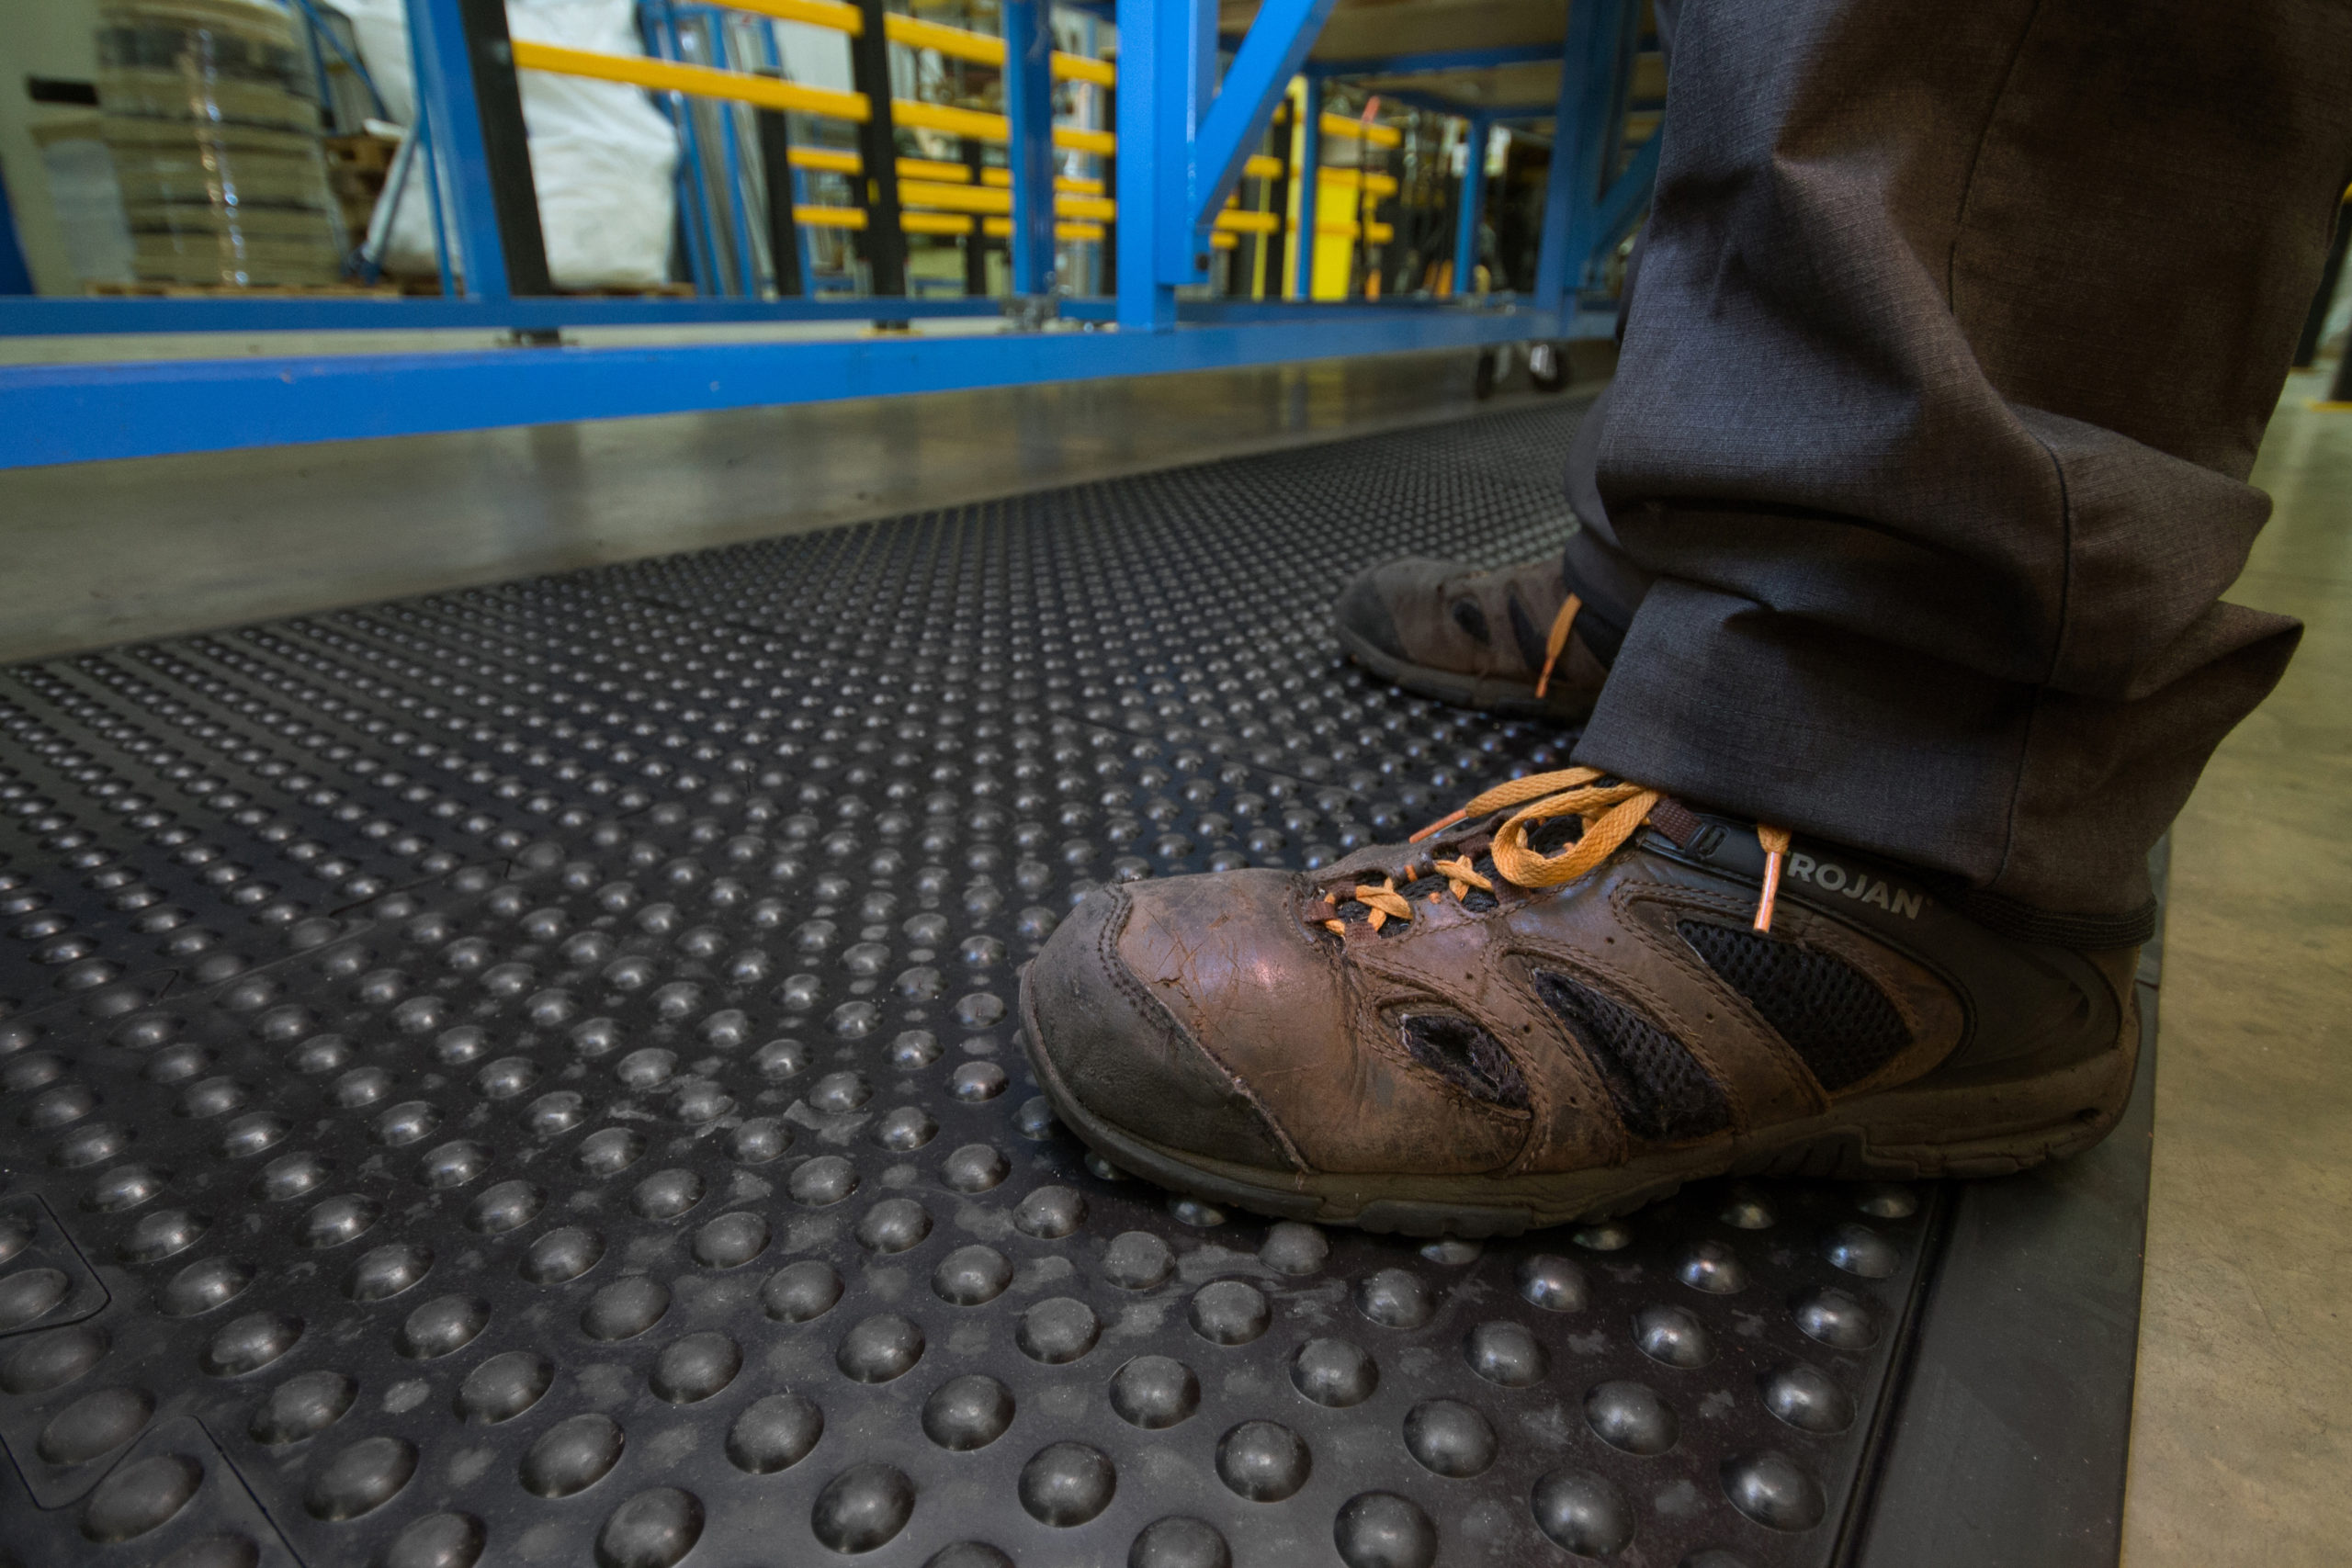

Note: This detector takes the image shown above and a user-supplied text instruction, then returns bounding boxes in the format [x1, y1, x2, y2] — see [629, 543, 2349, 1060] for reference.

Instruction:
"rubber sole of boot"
[1334, 620, 1599, 725]
[1019, 973, 2139, 1238]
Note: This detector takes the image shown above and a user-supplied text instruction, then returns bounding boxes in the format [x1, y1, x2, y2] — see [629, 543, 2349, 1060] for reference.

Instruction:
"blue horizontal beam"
[6, 289, 1631, 339]
[1306, 42, 1559, 77]
[1178, 294, 1531, 322]
[0, 306, 1613, 468]
[0, 294, 1019, 336]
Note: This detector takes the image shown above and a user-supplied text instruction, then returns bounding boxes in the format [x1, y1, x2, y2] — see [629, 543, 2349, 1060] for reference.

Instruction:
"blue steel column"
[406, 0, 514, 299]
[1292, 74, 1320, 299]
[1083, 11, 1104, 295]
[1532, 0, 1636, 315]
[1114, 0, 1182, 329]
[1452, 114, 1487, 297]
[703, 18, 763, 298]
[645, 2, 722, 295]
[407, 96, 459, 295]
[1002, 0, 1058, 296]
[298, 5, 336, 127]
[1151, 0, 1216, 287]
[1117, 0, 1337, 324]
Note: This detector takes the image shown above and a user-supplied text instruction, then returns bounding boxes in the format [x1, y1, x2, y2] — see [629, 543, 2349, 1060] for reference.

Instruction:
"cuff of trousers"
[1568, 577, 2170, 921]
[1559, 386, 1655, 667]
[1559, 525, 1652, 667]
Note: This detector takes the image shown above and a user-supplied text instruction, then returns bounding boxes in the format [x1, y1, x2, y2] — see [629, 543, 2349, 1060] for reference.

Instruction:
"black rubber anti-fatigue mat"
[0, 404, 2007, 1568]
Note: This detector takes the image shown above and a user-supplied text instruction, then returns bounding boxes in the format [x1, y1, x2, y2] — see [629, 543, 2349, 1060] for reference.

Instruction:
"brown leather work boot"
[1333, 556, 1608, 721]
[1019, 769, 2142, 1236]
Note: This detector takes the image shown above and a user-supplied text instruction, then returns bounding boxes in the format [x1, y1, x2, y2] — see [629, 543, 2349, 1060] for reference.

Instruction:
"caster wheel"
[1529, 341, 1568, 393]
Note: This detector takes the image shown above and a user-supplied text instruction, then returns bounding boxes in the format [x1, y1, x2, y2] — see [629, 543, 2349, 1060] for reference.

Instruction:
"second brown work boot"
[1019, 768, 2143, 1235]
[1332, 555, 1609, 721]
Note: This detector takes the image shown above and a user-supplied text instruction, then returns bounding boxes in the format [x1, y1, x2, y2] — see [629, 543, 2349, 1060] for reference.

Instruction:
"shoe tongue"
[1525, 816, 1586, 856]
[1646, 796, 1702, 848]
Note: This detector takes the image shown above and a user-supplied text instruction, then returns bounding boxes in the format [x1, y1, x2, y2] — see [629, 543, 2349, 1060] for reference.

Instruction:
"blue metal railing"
[0, 0, 1661, 467]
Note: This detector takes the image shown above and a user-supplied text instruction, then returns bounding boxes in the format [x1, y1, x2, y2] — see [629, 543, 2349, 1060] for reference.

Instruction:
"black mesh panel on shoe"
[1530, 970, 1730, 1142]
[1677, 920, 1913, 1092]
[1451, 598, 1491, 644]
[1398, 1013, 1530, 1110]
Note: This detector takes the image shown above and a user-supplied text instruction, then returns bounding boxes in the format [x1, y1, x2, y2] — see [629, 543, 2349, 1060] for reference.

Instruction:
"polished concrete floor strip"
[2122, 373, 2352, 1567]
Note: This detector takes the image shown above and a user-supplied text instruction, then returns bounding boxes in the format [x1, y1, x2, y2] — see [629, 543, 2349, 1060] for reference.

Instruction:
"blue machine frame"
[0, 0, 1659, 468]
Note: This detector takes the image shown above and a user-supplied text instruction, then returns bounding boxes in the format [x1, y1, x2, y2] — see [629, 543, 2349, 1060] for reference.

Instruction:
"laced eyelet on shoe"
[1320, 768, 1791, 935]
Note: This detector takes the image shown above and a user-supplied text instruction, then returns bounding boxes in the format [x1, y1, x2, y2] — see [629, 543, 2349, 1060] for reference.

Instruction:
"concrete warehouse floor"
[0, 345, 1600, 666]
[2120, 369, 2352, 1566]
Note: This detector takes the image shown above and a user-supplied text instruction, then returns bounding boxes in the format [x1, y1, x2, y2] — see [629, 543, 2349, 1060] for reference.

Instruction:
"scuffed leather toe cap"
[1333, 566, 1407, 660]
[1023, 886, 1298, 1171]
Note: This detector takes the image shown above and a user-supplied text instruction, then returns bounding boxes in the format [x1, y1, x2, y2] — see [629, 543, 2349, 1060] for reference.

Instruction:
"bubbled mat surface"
[0, 403, 1936, 1568]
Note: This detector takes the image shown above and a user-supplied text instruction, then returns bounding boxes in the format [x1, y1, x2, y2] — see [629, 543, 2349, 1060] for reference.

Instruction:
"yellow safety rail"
[789, 150, 1102, 196]
[1319, 112, 1403, 148]
[886, 176, 1242, 230]
[1216, 210, 1280, 234]
[1317, 166, 1399, 197]
[888, 12, 1117, 85]
[788, 145, 862, 175]
[513, 41, 1397, 256]
[896, 155, 972, 183]
[896, 180, 1108, 220]
[511, 47, 1405, 186]
[899, 179, 1010, 215]
[893, 97, 1115, 155]
[712, 0, 1115, 85]
[510, 41, 1115, 153]
[991, 219, 1107, 241]
[726, 0, 855, 31]
[795, 206, 1104, 242]
[512, 40, 867, 118]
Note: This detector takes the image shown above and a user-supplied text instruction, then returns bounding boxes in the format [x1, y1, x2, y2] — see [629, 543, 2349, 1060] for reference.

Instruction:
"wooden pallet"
[324, 132, 400, 176]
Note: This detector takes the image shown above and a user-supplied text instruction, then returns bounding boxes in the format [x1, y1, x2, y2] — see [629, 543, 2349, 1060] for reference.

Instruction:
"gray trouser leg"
[1566, 0, 2350, 920]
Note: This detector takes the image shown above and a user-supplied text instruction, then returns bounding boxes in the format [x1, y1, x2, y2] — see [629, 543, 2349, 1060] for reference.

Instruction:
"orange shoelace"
[1324, 766, 1791, 933]
[1532, 592, 1583, 700]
